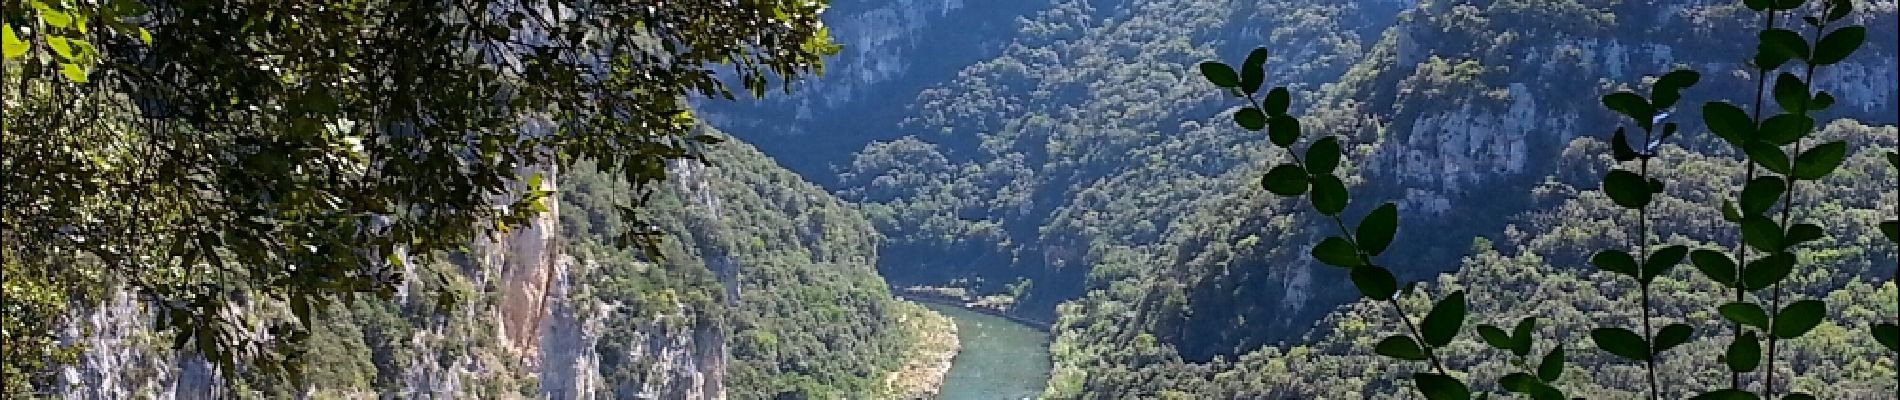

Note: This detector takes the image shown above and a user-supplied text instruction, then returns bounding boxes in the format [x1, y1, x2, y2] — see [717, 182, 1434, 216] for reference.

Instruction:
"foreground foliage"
[3, 0, 834, 393]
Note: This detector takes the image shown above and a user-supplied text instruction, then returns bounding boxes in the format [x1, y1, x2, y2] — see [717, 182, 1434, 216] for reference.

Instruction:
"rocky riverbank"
[884, 301, 960, 399]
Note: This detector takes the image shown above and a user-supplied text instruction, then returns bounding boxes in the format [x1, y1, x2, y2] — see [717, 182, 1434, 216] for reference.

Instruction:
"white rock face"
[1373, 83, 1577, 215]
[784, 0, 971, 117]
[55, 290, 219, 400]
[1816, 57, 1899, 114]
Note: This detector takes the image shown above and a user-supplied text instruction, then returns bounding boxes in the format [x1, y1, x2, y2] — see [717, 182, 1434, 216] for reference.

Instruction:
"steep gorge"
[50, 134, 941, 399]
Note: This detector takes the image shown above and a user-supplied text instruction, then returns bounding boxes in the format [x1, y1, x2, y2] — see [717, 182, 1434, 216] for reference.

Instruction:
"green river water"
[922, 303, 1053, 400]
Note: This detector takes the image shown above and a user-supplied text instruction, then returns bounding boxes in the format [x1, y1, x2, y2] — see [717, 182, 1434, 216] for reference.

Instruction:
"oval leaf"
[1234, 107, 1267, 131]
[1511, 317, 1537, 357]
[1772, 300, 1825, 339]
[1309, 174, 1348, 216]
[1261, 164, 1310, 196]
[1874, 323, 1899, 352]
[1263, 87, 1291, 117]
[1602, 170, 1652, 209]
[1267, 114, 1301, 147]
[1690, 249, 1738, 287]
[1421, 291, 1467, 347]
[1642, 245, 1688, 283]
[1742, 252, 1795, 290]
[1477, 325, 1513, 351]
[1413, 373, 1470, 400]
[1792, 140, 1846, 180]
[1811, 26, 1864, 65]
[1744, 142, 1792, 175]
[1305, 136, 1342, 174]
[1703, 102, 1755, 145]
[1350, 265, 1398, 300]
[1199, 62, 1239, 88]
[1312, 236, 1361, 268]
[1376, 335, 1430, 361]
[1357, 203, 1399, 256]
[1591, 327, 1651, 361]
[1727, 331, 1762, 372]
[1720, 302, 1771, 330]
[1740, 177, 1785, 216]
[1591, 250, 1639, 277]
[1538, 345, 1565, 381]
[1653, 323, 1694, 353]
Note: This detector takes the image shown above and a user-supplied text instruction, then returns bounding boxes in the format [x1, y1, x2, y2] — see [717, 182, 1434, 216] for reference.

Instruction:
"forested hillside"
[8, 0, 1897, 398]
[28, 132, 937, 399]
[714, 0, 1900, 397]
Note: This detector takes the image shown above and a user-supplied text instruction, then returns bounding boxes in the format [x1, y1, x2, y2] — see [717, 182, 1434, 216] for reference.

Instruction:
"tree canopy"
[1, 0, 837, 390]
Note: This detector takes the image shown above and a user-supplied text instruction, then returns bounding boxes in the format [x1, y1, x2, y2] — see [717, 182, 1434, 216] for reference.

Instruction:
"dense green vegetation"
[2, 0, 836, 392]
[8, 0, 1898, 398]
[813, 0, 1899, 398]
[564, 135, 922, 399]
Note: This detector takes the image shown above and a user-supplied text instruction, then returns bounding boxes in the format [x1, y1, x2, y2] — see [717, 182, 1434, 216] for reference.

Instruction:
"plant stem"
[1638, 150, 1659, 400]
[1323, 198, 1450, 376]
[1766, 9, 1829, 396]
[1731, 8, 1777, 391]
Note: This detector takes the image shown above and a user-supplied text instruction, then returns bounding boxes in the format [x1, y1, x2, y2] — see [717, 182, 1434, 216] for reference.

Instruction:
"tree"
[0, 0, 837, 393]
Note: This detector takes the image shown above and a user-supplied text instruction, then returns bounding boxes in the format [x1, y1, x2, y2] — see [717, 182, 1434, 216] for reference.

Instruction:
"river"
[922, 303, 1052, 400]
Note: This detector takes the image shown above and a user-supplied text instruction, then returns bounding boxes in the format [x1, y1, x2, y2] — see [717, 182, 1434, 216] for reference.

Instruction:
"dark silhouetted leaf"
[1654, 323, 1693, 353]
[1740, 177, 1785, 216]
[1241, 48, 1268, 94]
[1757, 29, 1807, 69]
[1742, 252, 1796, 290]
[1720, 302, 1770, 330]
[1234, 107, 1267, 131]
[1592, 327, 1651, 361]
[1691, 249, 1738, 287]
[1199, 62, 1239, 88]
[1772, 300, 1825, 339]
[1773, 73, 1809, 115]
[1874, 323, 1899, 352]
[1350, 265, 1398, 300]
[1538, 345, 1565, 381]
[1312, 236, 1361, 268]
[1602, 92, 1652, 124]
[1610, 128, 1640, 161]
[1703, 102, 1755, 145]
[1882, 221, 1899, 244]
[1759, 114, 1813, 145]
[1477, 325, 1513, 351]
[1421, 291, 1466, 347]
[1511, 317, 1537, 357]
[1268, 115, 1301, 147]
[1376, 335, 1429, 361]
[1826, 0, 1853, 21]
[1810, 91, 1834, 111]
[1309, 174, 1348, 216]
[1412, 373, 1470, 400]
[1591, 249, 1639, 277]
[1306, 136, 1342, 174]
[1792, 140, 1846, 180]
[1745, 142, 1792, 175]
[1261, 164, 1309, 196]
[1728, 331, 1762, 372]
[1742, 215, 1785, 252]
[1642, 245, 1688, 283]
[1263, 87, 1291, 116]
[1602, 170, 1652, 209]
[1785, 223, 1824, 246]
[1358, 203, 1399, 256]
[1811, 26, 1864, 65]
